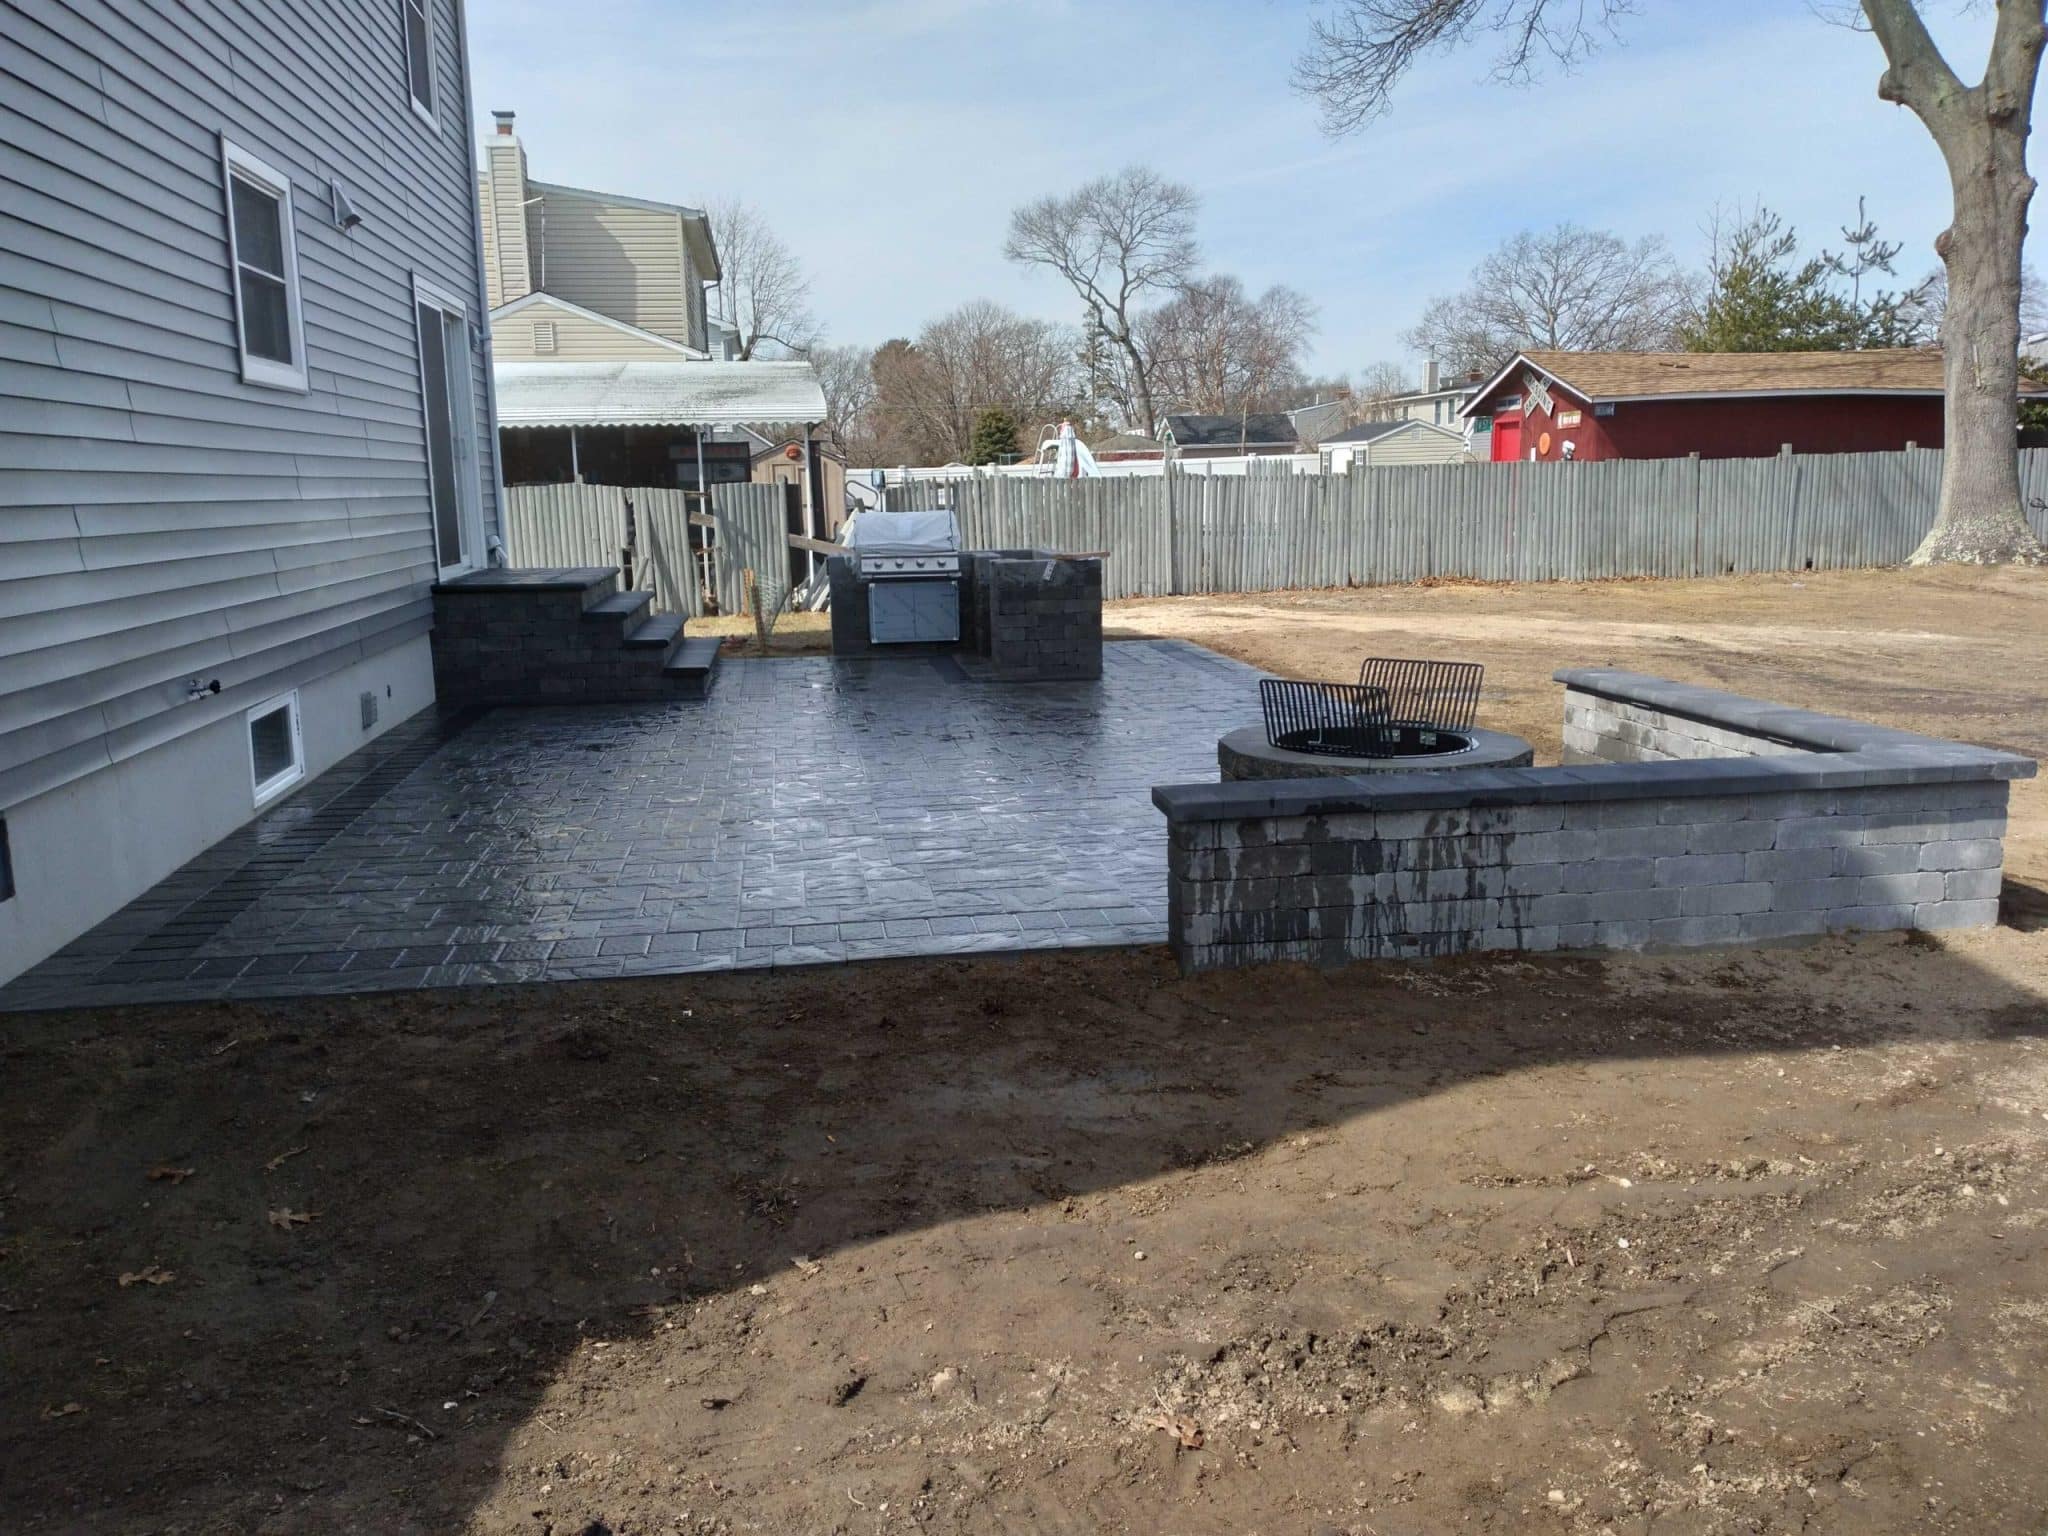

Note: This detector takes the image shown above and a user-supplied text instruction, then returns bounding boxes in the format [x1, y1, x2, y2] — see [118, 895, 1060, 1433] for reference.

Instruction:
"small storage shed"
[1462, 350, 1957, 463]
[1318, 419, 1470, 471]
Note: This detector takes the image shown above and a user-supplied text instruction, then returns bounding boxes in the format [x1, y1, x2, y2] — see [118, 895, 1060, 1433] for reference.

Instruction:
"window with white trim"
[247, 692, 305, 805]
[220, 140, 307, 391]
[403, 0, 436, 124]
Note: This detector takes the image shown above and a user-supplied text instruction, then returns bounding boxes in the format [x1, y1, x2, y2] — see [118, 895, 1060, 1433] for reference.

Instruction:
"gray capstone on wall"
[1155, 670, 2033, 973]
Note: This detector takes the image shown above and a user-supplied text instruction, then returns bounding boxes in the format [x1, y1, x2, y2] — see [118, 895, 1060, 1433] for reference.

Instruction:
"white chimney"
[1422, 359, 1440, 393]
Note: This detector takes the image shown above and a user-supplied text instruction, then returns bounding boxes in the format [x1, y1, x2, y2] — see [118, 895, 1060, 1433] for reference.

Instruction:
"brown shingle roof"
[1515, 349, 1947, 401]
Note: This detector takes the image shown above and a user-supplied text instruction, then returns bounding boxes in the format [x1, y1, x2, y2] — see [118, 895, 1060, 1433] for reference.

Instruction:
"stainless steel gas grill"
[848, 510, 962, 644]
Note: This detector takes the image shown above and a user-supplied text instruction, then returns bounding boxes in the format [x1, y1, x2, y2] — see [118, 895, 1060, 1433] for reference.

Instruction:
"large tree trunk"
[1915, 119, 2045, 563]
[1870, 0, 2048, 566]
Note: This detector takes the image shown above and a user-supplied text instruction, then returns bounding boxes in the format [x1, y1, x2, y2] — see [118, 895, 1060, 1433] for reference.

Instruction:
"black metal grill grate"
[1355, 657, 1483, 732]
[1260, 658, 1484, 758]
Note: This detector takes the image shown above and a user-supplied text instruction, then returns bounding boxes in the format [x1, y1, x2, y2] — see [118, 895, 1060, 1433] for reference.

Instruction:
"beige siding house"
[1319, 419, 1471, 471]
[478, 112, 716, 356]
[493, 293, 702, 361]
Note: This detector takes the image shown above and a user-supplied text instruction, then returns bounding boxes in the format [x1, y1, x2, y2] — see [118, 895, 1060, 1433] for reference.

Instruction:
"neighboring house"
[1286, 398, 1351, 447]
[1371, 362, 1479, 429]
[475, 114, 830, 541]
[1319, 420, 1470, 471]
[480, 111, 716, 357]
[1462, 350, 1964, 463]
[1, 0, 502, 980]
[1159, 413, 1300, 459]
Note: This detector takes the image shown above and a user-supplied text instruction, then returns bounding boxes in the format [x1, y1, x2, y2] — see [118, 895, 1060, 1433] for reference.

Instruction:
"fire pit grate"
[1260, 657, 1485, 759]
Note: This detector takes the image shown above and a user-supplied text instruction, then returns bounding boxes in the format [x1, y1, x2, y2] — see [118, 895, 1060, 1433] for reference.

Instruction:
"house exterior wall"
[1480, 387, 1945, 462]
[0, 0, 499, 981]
[528, 185, 694, 349]
[492, 298, 689, 361]
[1327, 427, 1469, 471]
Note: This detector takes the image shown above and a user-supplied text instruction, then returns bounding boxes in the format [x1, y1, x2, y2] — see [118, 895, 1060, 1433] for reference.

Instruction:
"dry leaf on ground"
[1142, 1408, 1204, 1449]
[117, 1266, 174, 1288]
[40, 1402, 85, 1421]
[146, 1165, 194, 1184]
[267, 1208, 319, 1230]
[264, 1146, 307, 1172]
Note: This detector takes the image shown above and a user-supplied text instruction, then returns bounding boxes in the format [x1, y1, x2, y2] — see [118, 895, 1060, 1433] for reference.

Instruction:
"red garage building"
[1463, 349, 1960, 463]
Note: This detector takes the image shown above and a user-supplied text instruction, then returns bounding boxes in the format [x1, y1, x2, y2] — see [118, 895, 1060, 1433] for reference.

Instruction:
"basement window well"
[248, 692, 305, 805]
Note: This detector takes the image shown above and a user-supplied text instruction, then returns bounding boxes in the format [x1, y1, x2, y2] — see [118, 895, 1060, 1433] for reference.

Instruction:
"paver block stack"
[1154, 668, 2033, 972]
[431, 566, 718, 705]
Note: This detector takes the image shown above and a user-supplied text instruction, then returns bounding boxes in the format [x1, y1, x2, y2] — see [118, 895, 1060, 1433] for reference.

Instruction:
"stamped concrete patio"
[0, 641, 1267, 1010]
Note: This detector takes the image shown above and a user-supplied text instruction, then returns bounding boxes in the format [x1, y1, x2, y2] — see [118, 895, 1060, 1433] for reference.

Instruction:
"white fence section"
[502, 482, 792, 617]
[880, 448, 2048, 599]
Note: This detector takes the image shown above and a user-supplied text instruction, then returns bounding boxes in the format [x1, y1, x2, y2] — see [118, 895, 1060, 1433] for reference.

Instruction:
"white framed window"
[220, 139, 308, 391]
[247, 691, 305, 805]
[402, 0, 437, 125]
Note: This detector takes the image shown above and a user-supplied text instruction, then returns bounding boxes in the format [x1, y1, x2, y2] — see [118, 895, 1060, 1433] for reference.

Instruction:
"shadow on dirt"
[1, 932, 2042, 1531]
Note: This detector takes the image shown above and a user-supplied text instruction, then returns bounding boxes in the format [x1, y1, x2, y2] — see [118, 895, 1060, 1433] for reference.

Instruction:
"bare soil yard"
[3, 568, 2046, 1534]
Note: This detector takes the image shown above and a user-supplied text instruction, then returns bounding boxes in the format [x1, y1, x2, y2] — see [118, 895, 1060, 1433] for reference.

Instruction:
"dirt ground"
[4, 568, 2047, 1534]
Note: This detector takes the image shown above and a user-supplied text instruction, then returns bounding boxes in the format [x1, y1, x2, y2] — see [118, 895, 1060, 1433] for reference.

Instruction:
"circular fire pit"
[1218, 722, 1535, 781]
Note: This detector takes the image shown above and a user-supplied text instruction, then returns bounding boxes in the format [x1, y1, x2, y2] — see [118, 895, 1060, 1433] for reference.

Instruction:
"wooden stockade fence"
[880, 448, 2048, 599]
[502, 483, 794, 617]
[507, 449, 2048, 614]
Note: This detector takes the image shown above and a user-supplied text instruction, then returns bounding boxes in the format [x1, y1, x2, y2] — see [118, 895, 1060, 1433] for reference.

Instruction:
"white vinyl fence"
[882, 448, 2048, 599]
[501, 483, 794, 617]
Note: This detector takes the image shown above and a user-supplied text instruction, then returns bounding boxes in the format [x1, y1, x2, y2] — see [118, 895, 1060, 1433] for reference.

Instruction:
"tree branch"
[1860, 0, 1968, 134]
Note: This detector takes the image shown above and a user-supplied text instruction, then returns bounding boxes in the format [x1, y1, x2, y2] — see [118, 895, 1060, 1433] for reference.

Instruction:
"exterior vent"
[533, 319, 556, 353]
[360, 690, 379, 731]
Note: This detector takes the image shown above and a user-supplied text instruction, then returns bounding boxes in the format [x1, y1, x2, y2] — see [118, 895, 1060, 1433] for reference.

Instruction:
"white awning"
[494, 359, 827, 430]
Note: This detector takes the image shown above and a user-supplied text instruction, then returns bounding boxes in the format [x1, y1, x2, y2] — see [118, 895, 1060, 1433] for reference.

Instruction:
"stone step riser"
[430, 565, 717, 705]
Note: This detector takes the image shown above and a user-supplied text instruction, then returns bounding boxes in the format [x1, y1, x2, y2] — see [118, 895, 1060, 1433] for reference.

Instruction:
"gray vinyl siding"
[0, 0, 500, 810]
[529, 184, 691, 346]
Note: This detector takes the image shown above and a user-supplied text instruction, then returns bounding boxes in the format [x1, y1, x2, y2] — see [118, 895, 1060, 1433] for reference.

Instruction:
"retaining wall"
[1154, 669, 2033, 973]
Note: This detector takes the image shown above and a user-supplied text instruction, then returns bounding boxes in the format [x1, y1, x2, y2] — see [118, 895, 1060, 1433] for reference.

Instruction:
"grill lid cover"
[849, 509, 959, 555]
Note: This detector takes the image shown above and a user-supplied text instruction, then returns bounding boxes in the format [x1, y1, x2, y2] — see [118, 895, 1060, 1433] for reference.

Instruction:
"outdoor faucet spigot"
[186, 678, 222, 702]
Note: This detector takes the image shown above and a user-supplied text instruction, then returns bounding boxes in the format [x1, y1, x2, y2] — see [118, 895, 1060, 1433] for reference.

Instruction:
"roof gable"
[1464, 348, 1948, 415]
[491, 292, 708, 359]
[1321, 419, 1461, 446]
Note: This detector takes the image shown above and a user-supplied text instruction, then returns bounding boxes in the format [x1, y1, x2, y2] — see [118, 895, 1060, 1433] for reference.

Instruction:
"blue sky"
[468, 0, 2020, 382]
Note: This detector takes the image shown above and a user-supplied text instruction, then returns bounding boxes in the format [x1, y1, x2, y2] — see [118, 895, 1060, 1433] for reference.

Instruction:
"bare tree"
[706, 198, 815, 360]
[804, 343, 878, 459]
[1296, 0, 2048, 564]
[867, 303, 1081, 464]
[1405, 224, 1689, 376]
[1004, 167, 1200, 434]
[1140, 277, 1317, 415]
[1355, 359, 1421, 415]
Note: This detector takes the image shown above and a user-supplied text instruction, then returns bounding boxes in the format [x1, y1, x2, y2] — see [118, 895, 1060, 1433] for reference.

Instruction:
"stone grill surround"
[1155, 668, 2034, 973]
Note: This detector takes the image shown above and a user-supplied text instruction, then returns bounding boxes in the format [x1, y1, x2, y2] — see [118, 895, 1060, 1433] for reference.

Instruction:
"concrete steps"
[430, 566, 720, 705]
